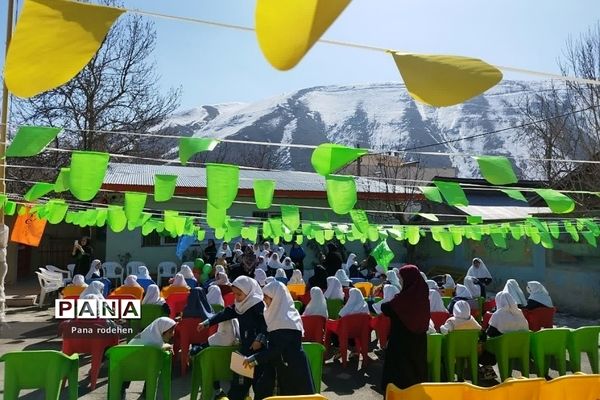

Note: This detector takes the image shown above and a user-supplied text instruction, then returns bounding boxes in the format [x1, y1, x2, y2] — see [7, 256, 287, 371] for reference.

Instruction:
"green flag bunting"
[371, 240, 394, 269]
[475, 155, 518, 185]
[310, 143, 368, 176]
[154, 174, 177, 202]
[325, 175, 357, 214]
[434, 181, 469, 206]
[501, 189, 527, 202]
[206, 163, 239, 210]
[281, 205, 300, 231]
[535, 189, 575, 214]
[179, 137, 219, 165]
[24, 182, 54, 201]
[6, 126, 61, 157]
[54, 168, 70, 193]
[69, 151, 109, 201]
[253, 179, 276, 209]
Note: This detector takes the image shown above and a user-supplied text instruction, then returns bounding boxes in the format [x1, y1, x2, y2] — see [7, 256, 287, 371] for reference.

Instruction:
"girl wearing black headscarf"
[381, 264, 430, 393]
[323, 243, 343, 277]
[308, 265, 328, 292]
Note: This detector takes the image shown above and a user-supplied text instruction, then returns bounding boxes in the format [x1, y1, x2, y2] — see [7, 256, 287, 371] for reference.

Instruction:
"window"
[141, 231, 182, 247]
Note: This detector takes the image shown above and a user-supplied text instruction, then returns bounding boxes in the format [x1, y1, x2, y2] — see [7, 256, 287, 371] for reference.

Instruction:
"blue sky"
[1, 0, 599, 110]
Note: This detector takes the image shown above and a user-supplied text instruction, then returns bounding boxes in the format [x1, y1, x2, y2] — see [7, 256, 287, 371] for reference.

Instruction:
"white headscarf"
[303, 287, 328, 318]
[503, 279, 527, 306]
[282, 257, 294, 270]
[420, 271, 428, 281]
[231, 276, 264, 314]
[463, 276, 481, 298]
[489, 291, 529, 333]
[263, 281, 303, 333]
[207, 285, 224, 307]
[171, 273, 188, 288]
[276, 247, 285, 259]
[209, 319, 239, 346]
[137, 266, 151, 280]
[268, 253, 282, 270]
[179, 265, 196, 280]
[72, 274, 87, 287]
[218, 243, 232, 258]
[254, 268, 267, 287]
[443, 274, 456, 289]
[429, 289, 447, 312]
[426, 280, 438, 290]
[80, 281, 105, 299]
[324, 276, 344, 300]
[338, 288, 368, 317]
[252, 243, 260, 255]
[275, 268, 287, 279]
[255, 256, 268, 272]
[85, 259, 102, 281]
[452, 299, 472, 320]
[142, 284, 165, 305]
[373, 284, 400, 314]
[455, 284, 473, 299]
[215, 265, 225, 275]
[344, 253, 357, 273]
[466, 257, 492, 279]
[124, 275, 141, 287]
[82, 293, 102, 300]
[387, 270, 402, 290]
[289, 269, 304, 284]
[335, 269, 352, 287]
[129, 317, 176, 347]
[213, 272, 230, 286]
[265, 277, 275, 285]
[526, 281, 553, 307]
[440, 300, 481, 334]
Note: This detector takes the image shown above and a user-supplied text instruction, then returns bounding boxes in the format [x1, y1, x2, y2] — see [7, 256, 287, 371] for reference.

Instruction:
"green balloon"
[203, 264, 212, 274]
[194, 258, 205, 269]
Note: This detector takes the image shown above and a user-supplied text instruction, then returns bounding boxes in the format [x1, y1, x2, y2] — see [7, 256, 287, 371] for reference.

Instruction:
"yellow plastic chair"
[539, 373, 600, 400]
[354, 282, 373, 297]
[386, 382, 466, 400]
[287, 284, 306, 299]
[441, 288, 455, 297]
[465, 377, 544, 400]
[264, 395, 327, 400]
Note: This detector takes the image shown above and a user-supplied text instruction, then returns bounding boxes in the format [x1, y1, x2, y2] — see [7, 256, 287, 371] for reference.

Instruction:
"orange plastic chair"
[430, 311, 450, 332]
[324, 313, 371, 367]
[369, 314, 391, 349]
[62, 285, 85, 298]
[106, 293, 137, 300]
[522, 307, 556, 331]
[165, 292, 190, 319]
[173, 317, 217, 375]
[287, 284, 306, 299]
[160, 285, 190, 299]
[354, 282, 373, 297]
[110, 285, 144, 300]
[60, 319, 120, 390]
[301, 315, 326, 344]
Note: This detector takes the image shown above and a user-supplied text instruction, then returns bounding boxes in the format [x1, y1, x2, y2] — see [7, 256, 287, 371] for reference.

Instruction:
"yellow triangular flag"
[5, 0, 124, 98]
[391, 53, 503, 107]
[255, 0, 351, 70]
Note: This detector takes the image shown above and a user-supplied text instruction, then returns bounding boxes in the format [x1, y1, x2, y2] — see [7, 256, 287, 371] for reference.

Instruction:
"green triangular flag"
[253, 179, 276, 210]
[350, 209, 369, 234]
[24, 182, 54, 201]
[310, 143, 368, 176]
[124, 192, 147, 223]
[434, 181, 469, 206]
[501, 189, 527, 202]
[420, 186, 443, 203]
[490, 230, 507, 249]
[197, 229, 206, 241]
[269, 218, 284, 238]
[295, 234, 303, 245]
[563, 221, 579, 242]
[368, 225, 379, 242]
[535, 189, 575, 214]
[45, 200, 68, 224]
[510, 225, 524, 240]
[475, 156, 518, 185]
[179, 137, 219, 165]
[314, 229, 325, 245]
[226, 219, 243, 239]
[242, 226, 258, 243]
[207, 163, 239, 209]
[69, 151, 110, 201]
[406, 226, 420, 245]
[154, 174, 177, 202]
[95, 209, 107, 227]
[326, 175, 357, 214]
[548, 222, 560, 239]
[6, 126, 61, 157]
[438, 231, 455, 252]
[207, 202, 226, 229]
[371, 240, 394, 269]
[107, 205, 127, 233]
[54, 168, 70, 193]
[324, 229, 334, 241]
[281, 205, 300, 231]
[581, 230, 597, 247]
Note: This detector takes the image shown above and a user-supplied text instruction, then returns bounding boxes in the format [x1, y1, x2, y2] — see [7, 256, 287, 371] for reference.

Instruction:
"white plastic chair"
[39, 267, 70, 286]
[181, 261, 195, 269]
[45, 265, 72, 280]
[66, 264, 75, 277]
[101, 261, 124, 286]
[126, 261, 146, 277]
[35, 271, 62, 308]
[157, 261, 177, 287]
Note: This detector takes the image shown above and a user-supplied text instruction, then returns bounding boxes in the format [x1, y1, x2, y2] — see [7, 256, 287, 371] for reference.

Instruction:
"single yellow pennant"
[255, 0, 351, 70]
[391, 53, 503, 107]
[5, 0, 124, 98]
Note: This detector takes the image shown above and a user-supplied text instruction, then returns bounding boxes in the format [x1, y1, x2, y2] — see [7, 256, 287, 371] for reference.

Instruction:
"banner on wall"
[10, 207, 47, 247]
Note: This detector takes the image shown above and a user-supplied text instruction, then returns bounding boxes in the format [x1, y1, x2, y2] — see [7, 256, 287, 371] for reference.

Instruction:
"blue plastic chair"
[185, 278, 198, 288]
[137, 278, 156, 292]
[350, 278, 366, 284]
[88, 277, 111, 297]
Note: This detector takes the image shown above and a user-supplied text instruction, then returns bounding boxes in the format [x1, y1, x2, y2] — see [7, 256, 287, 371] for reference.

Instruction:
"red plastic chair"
[59, 319, 120, 389]
[166, 292, 190, 319]
[482, 311, 493, 330]
[430, 311, 450, 332]
[483, 299, 496, 313]
[173, 317, 217, 375]
[301, 315, 326, 344]
[342, 287, 350, 302]
[324, 313, 371, 367]
[369, 315, 391, 349]
[298, 291, 312, 306]
[222, 292, 235, 307]
[522, 307, 556, 331]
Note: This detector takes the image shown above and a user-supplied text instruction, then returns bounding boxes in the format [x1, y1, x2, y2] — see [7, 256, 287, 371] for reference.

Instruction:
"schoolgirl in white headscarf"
[488, 291, 529, 334]
[335, 269, 352, 287]
[207, 285, 224, 307]
[217, 242, 232, 259]
[275, 246, 285, 260]
[255, 256, 268, 272]
[443, 274, 456, 289]
[268, 253, 282, 271]
[85, 259, 103, 281]
[142, 284, 165, 305]
[466, 257, 492, 280]
[275, 269, 287, 279]
[324, 276, 344, 300]
[137, 266, 152, 280]
[212, 271, 230, 286]
[72, 274, 88, 287]
[463, 276, 481, 298]
[265, 276, 275, 285]
[215, 265, 226, 275]
[262, 281, 304, 333]
[386, 270, 402, 290]
[80, 280, 105, 299]
[231, 276, 264, 314]
[171, 273, 188, 288]
[180, 265, 196, 281]
[526, 281, 553, 308]
[344, 253, 357, 274]
[503, 279, 527, 306]
[260, 241, 271, 258]
[455, 284, 473, 299]
[303, 287, 328, 318]
[426, 280, 439, 290]
[252, 243, 261, 255]
[254, 268, 267, 287]
[373, 284, 400, 315]
[289, 269, 304, 285]
[129, 317, 176, 348]
[124, 275, 142, 287]
[429, 289, 447, 313]
[440, 300, 481, 334]
[338, 288, 369, 317]
[420, 271, 428, 281]
[281, 257, 294, 271]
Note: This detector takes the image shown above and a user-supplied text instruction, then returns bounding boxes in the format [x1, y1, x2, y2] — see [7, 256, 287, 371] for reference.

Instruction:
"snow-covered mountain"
[160, 81, 540, 177]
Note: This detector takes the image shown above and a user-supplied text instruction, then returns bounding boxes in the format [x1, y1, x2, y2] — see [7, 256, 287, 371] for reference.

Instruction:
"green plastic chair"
[0, 350, 79, 400]
[567, 326, 600, 373]
[427, 333, 443, 382]
[443, 329, 480, 385]
[485, 330, 530, 381]
[442, 297, 452, 308]
[106, 345, 172, 400]
[302, 342, 325, 393]
[211, 304, 224, 312]
[294, 301, 303, 312]
[530, 328, 570, 377]
[190, 346, 239, 400]
[326, 299, 344, 320]
[129, 304, 168, 338]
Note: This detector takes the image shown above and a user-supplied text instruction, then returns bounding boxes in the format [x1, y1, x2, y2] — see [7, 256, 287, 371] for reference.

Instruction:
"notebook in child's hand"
[230, 351, 254, 378]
